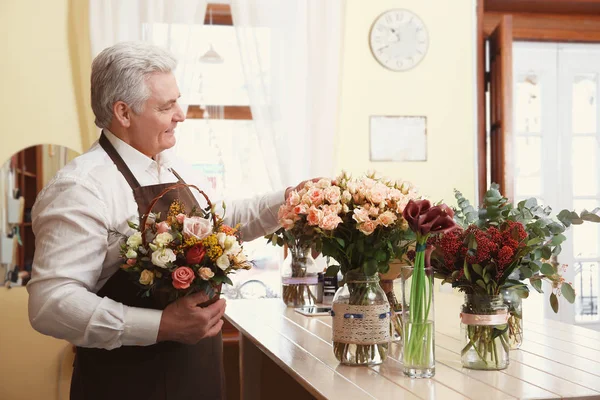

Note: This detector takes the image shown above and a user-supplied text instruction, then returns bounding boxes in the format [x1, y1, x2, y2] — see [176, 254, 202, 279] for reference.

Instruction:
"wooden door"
[488, 15, 514, 200]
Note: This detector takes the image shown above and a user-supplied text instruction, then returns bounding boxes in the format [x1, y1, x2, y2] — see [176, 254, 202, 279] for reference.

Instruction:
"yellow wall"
[336, 0, 477, 204]
[0, 0, 87, 165]
[0, 288, 73, 400]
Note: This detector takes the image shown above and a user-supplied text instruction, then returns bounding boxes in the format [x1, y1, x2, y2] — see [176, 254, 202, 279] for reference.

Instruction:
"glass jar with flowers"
[430, 184, 600, 360]
[279, 243, 319, 306]
[270, 172, 418, 365]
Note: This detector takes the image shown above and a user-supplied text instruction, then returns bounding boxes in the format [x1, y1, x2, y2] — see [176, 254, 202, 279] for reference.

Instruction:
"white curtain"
[231, 0, 344, 190]
[89, 0, 208, 115]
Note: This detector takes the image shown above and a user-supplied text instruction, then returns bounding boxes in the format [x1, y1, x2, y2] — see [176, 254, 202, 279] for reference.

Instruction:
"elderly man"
[28, 42, 302, 400]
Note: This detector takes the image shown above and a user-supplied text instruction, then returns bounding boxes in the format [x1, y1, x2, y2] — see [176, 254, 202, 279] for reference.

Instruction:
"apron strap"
[99, 132, 142, 190]
[169, 168, 187, 184]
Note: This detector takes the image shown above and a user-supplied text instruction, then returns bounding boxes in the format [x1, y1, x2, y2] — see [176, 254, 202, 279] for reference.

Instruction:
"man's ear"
[113, 101, 131, 128]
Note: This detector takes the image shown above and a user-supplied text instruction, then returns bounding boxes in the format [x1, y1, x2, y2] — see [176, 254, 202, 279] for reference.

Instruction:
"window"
[513, 42, 600, 324]
[146, 5, 285, 299]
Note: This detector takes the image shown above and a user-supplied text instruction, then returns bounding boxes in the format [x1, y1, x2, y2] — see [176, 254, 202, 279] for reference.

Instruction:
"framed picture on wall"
[369, 116, 427, 162]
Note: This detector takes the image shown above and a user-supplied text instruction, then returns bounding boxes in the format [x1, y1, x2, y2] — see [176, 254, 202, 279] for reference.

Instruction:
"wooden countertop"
[224, 292, 600, 400]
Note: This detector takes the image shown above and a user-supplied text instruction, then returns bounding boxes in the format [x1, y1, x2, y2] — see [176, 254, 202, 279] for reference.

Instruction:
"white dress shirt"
[27, 130, 285, 350]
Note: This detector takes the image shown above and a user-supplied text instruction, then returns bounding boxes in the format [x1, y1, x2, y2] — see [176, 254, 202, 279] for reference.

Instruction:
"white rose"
[125, 249, 138, 259]
[217, 232, 227, 248]
[126, 232, 142, 249]
[216, 254, 230, 271]
[153, 232, 173, 247]
[224, 236, 241, 255]
[151, 248, 176, 268]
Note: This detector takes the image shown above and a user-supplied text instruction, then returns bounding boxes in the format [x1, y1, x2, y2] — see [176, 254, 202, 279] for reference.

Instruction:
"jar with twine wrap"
[460, 294, 510, 370]
[331, 270, 390, 365]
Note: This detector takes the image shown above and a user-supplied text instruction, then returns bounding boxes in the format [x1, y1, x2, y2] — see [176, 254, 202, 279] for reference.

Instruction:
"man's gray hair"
[91, 42, 177, 129]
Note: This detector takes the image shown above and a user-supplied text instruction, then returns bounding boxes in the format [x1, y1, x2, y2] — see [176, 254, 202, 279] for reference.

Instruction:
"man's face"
[128, 72, 186, 157]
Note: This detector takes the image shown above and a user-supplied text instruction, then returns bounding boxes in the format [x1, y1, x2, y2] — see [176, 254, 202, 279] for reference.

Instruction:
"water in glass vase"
[280, 246, 319, 307]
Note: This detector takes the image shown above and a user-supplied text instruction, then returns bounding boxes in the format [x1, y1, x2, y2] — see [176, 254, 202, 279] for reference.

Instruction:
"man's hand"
[284, 177, 327, 201]
[157, 291, 226, 344]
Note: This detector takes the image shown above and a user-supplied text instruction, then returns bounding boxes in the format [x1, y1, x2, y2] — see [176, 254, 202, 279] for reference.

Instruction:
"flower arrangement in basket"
[269, 172, 419, 365]
[428, 184, 600, 369]
[115, 183, 252, 306]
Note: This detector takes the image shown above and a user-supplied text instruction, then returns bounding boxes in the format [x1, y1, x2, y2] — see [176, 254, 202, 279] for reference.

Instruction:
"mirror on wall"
[1, 144, 80, 287]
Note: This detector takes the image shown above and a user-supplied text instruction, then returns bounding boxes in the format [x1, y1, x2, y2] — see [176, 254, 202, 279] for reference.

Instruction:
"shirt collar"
[103, 129, 174, 176]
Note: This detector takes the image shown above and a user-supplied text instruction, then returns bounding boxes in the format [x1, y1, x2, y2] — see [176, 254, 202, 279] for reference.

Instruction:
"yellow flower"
[139, 270, 155, 286]
[201, 234, 224, 261]
[168, 200, 185, 219]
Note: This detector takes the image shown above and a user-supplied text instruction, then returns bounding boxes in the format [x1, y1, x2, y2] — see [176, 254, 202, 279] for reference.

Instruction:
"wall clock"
[369, 9, 429, 71]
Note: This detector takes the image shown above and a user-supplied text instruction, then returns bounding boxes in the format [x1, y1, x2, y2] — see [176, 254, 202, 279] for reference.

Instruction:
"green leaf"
[520, 266, 533, 279]
[528, 261, 541, 273]
[335, 238, 345, 248]
[325, 265, 340, 277]
[463, 262, 471, 281]
[527, 237, 543, 246]
[561, 283, 576, 304]
[364, 259, 378, 277]
[551, 234, 567, 246]
[581, 208, 600, 223]
[550, 292, 559, 313]
[541, 263, 555, 276]
[476, 279, 487, 290]
[472, 264, 483, 277]
[541, 246, 552, 260]
[531, 279, 543, 293]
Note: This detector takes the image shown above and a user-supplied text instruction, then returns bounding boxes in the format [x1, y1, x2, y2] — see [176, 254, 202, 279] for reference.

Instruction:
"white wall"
[336, 0, 477, 204]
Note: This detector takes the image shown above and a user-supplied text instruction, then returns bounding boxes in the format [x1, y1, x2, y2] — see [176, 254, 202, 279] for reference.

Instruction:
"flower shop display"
[401, 199, 456, 378]
[271, 172, 418, 365]
[114, 184, 251, 307]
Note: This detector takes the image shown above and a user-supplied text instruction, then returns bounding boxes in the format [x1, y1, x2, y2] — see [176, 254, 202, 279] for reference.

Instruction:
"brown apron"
[70, 133, 225, 400]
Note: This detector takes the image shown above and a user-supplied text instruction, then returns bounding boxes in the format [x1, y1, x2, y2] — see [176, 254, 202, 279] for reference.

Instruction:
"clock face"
[369, 9, 429, 71]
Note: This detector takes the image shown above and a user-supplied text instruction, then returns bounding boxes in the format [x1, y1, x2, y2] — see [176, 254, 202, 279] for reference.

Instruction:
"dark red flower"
[403, 200, 457, 236]
[186, 244, 207, 265]
[497, 245, 515, 269]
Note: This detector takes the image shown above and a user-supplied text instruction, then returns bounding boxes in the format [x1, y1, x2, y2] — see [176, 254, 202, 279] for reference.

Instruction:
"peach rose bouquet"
[269, 171, 419, 277]
[114, 194, 251, 306]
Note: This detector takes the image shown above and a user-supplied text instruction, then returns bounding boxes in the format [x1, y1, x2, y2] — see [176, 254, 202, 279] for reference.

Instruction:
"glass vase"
[461, 294, 510, 370]
[502, 289, 523, 350]
[280, 246, 319, 307]
[401, 265, 435, 378]
[379, 261, 406, 343]
[331, 271, 390, 365]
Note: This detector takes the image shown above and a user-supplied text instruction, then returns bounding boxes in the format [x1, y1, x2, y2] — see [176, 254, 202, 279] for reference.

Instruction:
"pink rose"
[278, 205, 291, 221]
[281, 218, 296, 230]
[358, 220, 377, 236]
[293, 204, 308, 215]
[367, 183, 389, 204]
[287, 190, 301, 207]
[352, 207, 370, 224]
[319, 213, 342, 231]
[156, 221, 170, 234]
[389, 188, 403, 202]
[307, 187, 324, 206]
[317, 179, 332, 189]
[307, 206, 324, 226]
[324, 186, 341, 204]
[377, 211, 397, 227]
[172, 266, 195, 289]
[341, 190, 352, 204]
[126, 258, 136, 266]
[176, 213, 186, 224]
[183, 216, 212, 240]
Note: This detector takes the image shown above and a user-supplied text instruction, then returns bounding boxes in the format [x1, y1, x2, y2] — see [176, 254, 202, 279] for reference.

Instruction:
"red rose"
[186, 244, 207, 265]
[172, 266, 195, 290]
